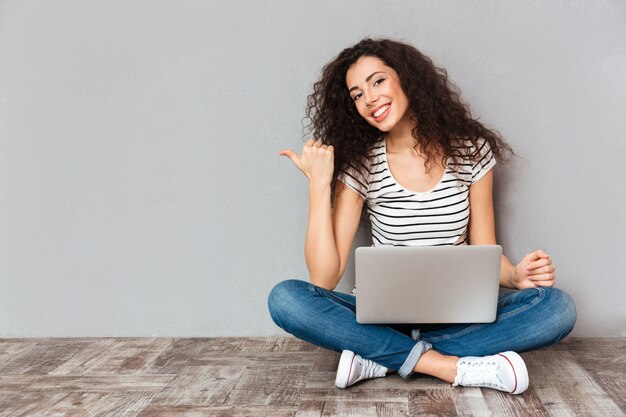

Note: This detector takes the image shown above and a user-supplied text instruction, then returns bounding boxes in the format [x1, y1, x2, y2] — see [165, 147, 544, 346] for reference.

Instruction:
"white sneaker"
[453, 351, 529, 395]
[335, 350, 388, 388]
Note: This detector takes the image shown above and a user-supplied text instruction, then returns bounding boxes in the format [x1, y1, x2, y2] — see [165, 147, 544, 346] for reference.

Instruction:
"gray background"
[1, 0, 624, 337]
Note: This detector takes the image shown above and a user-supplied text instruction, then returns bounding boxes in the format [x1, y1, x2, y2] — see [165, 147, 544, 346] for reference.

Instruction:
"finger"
[526, 258, 551, 270]
[524, 251, 540, 263]
[279, 149, 300, 166]
[305, 138, 316, 147]
[526, 262, 556, 274]
[525, 249, 550, 265]
[312, 139, 323, 148]
[528, 273, 556, 282]
[526, 265, 556, 277]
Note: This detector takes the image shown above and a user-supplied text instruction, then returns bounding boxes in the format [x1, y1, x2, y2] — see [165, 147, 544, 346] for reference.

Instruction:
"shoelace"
[456, 359, 505, 389]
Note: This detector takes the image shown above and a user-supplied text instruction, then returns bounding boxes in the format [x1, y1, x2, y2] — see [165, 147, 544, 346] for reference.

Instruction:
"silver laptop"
[355, 245, 502, 324]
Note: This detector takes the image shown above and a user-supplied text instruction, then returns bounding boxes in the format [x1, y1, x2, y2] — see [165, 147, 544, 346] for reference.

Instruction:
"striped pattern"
[338, 137, 496, 247]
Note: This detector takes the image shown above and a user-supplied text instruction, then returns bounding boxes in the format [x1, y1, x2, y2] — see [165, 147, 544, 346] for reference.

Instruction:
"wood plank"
[86, 392, 156, 417]
[0, 339, 91, 375]
[144, 338, 280, 373]
[50, 338, 117, 375]
[294, 400, 324, 417]
[408, 386, 458, 416]
[450, 386, 490, 417]
[145, 339, 212, 375]
[301, 387, 408, 403]
[564, 337, 626, 414]
[0, 337, 623, 416]
[149, 366, 245, 406]
[564, 337, 626, 365]
[481, 386, 550, 417]
[21, 391, 153, 417]
[374, 402, 410, 417]
[0, 391, 65, 417]
[0, 375, 42, 392]
[25, 375, 174, 393]
[222, 366, 309, 406]
[186, 351, 317, 368]
[0, 339, 38, 364]
[319, 401, 409, 416]
[303, 372, 445, 404]
[237, 338, 279, 352]
[51, 338, 174, 376]
[591, 375, 626, 415]
[312, 349, 341, 372]
[30, 392, 112, 417]
[176, 337, 279, 353]
[136, 405, 297, 417]
[273, 337, 319, 352]
[526, 348, 624, 416]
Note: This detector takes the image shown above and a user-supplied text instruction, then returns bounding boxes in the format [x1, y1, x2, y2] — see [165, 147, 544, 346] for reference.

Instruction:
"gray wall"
[1, 0, 624, 337]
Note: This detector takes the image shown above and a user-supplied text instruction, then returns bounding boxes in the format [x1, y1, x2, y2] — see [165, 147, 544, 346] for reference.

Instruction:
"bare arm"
[305, 183, 340, 288]
[281, 140, 363, 290]
[467, 170, 517, 288]
[469, 169, 557, 289]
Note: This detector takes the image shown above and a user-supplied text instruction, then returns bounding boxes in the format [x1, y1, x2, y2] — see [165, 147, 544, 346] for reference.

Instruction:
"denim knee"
[551, 287, 577, 336]
[537, 287, 577, 345]
[267, 279, 308, 330]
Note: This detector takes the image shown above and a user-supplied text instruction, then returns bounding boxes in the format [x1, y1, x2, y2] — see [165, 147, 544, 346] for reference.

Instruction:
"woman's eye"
[352, 93, 362, 101]
[374, 78, 385, 86]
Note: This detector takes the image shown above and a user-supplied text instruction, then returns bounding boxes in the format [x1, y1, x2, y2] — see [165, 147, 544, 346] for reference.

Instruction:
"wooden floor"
[0, 337, 624, 417]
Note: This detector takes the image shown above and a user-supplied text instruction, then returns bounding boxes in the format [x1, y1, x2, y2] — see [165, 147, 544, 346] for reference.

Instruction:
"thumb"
[523, 251, 540, 263]
[279, 149, 301, 167]
[524, 249, 547, 263]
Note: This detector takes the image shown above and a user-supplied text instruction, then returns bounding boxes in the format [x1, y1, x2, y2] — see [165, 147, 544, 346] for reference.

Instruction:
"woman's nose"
[366, 94, 379, 108]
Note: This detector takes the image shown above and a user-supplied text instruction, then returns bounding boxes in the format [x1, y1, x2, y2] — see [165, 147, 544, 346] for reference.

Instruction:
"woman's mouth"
[372, 104, 390, 122]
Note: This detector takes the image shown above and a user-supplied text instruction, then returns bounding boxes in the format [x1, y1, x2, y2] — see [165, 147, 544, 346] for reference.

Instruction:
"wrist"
[309, 181, 331, 193]
[508, 264, 518, 288]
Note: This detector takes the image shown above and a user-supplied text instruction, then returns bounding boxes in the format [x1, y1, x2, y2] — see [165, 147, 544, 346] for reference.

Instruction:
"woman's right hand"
[280, 139, 335, 187]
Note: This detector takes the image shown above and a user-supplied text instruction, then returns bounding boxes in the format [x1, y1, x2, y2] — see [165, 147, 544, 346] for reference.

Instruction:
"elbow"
[311, 281, 336, 291]
[310, 272, 342, 292]
[308, 261, 344, 292]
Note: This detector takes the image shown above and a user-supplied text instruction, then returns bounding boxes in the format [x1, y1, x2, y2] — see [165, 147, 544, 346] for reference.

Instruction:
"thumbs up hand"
[280, 139, 335, 187]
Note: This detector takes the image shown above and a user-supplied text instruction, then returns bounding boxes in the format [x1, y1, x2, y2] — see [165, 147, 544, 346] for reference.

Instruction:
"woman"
[268, 38, 576, 394]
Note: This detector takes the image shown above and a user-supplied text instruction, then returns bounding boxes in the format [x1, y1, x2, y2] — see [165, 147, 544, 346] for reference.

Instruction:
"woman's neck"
[385, 119, 443, 160]
[386, 118, 419, 155]
[385, 109, 422, 153]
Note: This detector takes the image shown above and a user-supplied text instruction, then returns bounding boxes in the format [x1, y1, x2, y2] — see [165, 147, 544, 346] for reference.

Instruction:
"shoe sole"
[335, 350, 357, 389]
[498, 351, 529, 394]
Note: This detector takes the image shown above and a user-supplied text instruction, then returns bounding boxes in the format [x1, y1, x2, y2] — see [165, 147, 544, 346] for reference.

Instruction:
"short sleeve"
[471, 139, 496, 184]
[337, 162, 369, 200]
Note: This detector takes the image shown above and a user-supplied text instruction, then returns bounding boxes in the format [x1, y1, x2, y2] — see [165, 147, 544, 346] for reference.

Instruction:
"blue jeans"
[268, 279, 576, 378]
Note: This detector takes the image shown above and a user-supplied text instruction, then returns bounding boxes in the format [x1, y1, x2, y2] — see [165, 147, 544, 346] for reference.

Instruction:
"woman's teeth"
[374, 105, 390, 118]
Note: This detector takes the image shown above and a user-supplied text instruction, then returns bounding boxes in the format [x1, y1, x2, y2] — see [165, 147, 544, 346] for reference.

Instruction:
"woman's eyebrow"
[348, 71, 385, 93]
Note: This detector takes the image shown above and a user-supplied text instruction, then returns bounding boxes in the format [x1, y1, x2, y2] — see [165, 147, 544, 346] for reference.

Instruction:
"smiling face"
[345, 55, 412, 133]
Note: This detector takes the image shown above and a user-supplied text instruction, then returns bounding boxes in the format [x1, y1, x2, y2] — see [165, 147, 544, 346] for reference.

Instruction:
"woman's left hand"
[511, 249, 557, 289]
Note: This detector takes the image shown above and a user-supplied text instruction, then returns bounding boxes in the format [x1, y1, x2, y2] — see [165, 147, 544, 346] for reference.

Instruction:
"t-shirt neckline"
[382, 136, 449, 195]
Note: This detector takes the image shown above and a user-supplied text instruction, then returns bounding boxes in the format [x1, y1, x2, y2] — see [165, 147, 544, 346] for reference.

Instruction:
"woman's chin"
[370, 121, 392, 132]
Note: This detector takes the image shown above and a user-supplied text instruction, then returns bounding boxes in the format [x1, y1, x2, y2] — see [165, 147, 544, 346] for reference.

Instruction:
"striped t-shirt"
[337, 137, 496, 247]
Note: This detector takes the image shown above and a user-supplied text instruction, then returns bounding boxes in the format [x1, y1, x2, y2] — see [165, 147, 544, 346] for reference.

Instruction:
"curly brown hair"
[303, 38, 513, 205]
